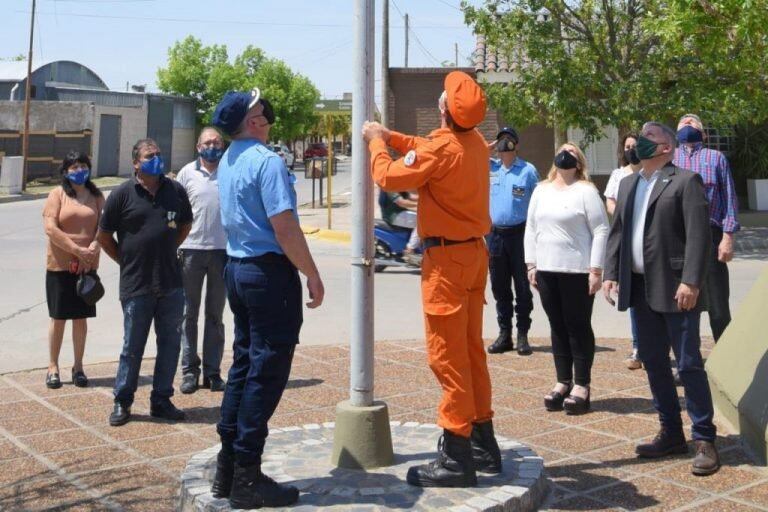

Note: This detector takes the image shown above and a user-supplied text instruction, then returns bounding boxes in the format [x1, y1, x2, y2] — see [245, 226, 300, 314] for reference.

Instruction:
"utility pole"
[21, 0, 36, 191]
[404, 13, 409, 68]
[381, 0, 389, 126]
[455, 42, 459, 67]
[331, 0, 393, 471]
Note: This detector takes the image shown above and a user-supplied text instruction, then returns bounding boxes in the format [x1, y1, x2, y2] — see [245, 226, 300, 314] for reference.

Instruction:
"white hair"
[438, 91, 447, 114]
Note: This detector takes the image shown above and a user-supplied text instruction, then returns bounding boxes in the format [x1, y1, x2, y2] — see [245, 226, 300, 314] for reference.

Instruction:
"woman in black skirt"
[42, 151, 104, 389]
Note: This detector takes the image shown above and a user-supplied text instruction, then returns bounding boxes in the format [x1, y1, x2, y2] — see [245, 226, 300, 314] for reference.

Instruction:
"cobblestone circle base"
[179, 421, 548, 511]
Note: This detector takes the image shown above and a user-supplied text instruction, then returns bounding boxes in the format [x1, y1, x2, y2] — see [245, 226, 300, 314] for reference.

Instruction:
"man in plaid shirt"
[673, 114, 740, 341]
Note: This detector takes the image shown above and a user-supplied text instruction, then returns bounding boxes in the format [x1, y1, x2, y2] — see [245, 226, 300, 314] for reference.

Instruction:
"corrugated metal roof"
[52, 87, 145, 107]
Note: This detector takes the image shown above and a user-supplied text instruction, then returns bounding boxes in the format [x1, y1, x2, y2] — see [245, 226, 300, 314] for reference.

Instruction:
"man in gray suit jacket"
[603, 121, 720, 476]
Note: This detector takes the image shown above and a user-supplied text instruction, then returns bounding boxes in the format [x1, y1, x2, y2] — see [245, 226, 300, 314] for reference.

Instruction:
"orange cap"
[444, 71, 487, 129]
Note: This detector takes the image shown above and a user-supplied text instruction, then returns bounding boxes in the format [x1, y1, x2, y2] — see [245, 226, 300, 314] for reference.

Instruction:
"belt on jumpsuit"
[422, 237, 481, 251]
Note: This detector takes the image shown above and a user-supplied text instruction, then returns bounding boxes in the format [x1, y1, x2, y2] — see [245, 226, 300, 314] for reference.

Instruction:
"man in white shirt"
[177, 127, 228, 394]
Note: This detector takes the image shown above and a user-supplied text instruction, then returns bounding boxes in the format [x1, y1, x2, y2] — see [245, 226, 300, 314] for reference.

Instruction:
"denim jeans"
[180, 249, 227, 379]
[629, 307, 639, 351]
[217, 256, 302, 465]
[113, 288, 184, 406]
[631, 274, 716, 441]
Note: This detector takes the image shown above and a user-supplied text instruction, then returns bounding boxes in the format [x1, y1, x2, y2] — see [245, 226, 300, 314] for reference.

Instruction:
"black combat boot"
[516, 331, 532, 356]
[487, 329, 514, 354]
[210, 445, 235, 498]
[228, 461, 299, 509]
[406, 430, 477, 487]
[470, 420, 502, 474]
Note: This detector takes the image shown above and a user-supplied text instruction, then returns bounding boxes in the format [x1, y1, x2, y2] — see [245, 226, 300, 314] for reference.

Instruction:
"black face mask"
[554, 150, 579, 170]
[624, 147, 641, 165]
[496, 136, 517, 153]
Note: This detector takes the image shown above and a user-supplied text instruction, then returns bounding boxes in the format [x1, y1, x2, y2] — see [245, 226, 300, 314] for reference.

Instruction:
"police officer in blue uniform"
[209, 88, 325, 509]
[487, 127, 538, 356]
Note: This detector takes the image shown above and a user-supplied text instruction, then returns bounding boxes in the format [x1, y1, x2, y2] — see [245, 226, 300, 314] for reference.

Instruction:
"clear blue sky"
[5, 0, 482, 105]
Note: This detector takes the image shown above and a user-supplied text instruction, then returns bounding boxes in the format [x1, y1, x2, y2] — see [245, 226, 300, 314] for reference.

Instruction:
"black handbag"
[76, 271, 105, 306]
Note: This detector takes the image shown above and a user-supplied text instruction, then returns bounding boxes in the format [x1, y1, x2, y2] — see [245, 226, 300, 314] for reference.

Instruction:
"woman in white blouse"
[524, 143, 609, 415]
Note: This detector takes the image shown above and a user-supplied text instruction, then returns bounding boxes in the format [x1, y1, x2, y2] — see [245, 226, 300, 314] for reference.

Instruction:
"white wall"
[567, 126, 620, 176]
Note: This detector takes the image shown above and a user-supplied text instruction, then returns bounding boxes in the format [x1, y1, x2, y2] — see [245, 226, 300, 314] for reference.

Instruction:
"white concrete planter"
[747, 179, 768, 211]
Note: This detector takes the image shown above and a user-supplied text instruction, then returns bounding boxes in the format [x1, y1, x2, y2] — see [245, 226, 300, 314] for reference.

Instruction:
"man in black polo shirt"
[97, 138, 193, 426]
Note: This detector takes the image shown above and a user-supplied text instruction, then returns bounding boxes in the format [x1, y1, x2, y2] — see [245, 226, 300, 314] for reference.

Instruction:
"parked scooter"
[374, 220, 422, 273]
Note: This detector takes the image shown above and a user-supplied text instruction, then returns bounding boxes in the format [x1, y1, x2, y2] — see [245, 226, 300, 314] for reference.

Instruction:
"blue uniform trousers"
[630, 274, 716, 442]
[217, 255, 303, 465]
[488, 225, 533, 332]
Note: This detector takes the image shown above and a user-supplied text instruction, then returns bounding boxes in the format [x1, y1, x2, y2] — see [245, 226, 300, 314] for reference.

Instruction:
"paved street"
[1, 183, 766, 374]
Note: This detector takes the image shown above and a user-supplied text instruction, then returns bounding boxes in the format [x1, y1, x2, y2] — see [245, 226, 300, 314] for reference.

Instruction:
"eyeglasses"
[142, 151, 161, 160]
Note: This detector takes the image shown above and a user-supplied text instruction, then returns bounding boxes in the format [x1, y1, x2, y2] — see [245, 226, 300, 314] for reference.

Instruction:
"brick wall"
[387, 67, 555, 174]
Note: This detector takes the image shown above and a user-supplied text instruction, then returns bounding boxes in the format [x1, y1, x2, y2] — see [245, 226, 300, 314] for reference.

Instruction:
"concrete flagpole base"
[331, 400, 394, 469]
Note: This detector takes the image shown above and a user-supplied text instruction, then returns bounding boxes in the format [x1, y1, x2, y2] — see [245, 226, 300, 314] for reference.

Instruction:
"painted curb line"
[301, 226, 352, 243]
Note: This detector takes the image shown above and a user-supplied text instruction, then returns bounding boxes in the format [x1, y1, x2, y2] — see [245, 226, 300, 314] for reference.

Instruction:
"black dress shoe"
[516, 331, 532, 356]
[636, 428, 688, 458]
[203, 374, 225, 392]
[46, 372, 62, 389]
[229, 461, 299, 509]
[150, 400, 185, 421]
[211, 446, 235, 498]
[487, 329, 514, 354]
[470, 420, 502, 474]
[180, 374, 198, 394]
[109, 402, 131, 426]
[407, 430, 477, 487]
[71, 369, 88, 388]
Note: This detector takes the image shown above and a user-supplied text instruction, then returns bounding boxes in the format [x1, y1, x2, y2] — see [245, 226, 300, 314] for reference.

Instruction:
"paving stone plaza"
[0, 339, 766, 511]
[179, 423, 547, 511]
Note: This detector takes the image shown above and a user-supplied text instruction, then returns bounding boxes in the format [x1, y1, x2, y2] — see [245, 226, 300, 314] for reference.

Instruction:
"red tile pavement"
[0, 338, 764, 511]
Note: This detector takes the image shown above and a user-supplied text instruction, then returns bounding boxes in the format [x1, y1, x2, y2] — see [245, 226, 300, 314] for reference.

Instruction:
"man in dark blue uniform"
[487, 128, 538, 356]
[209, 88, 324, 509]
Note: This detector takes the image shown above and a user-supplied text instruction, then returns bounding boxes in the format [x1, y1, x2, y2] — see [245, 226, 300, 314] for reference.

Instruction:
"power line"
[431, 0, 462, 11]
[409, 27, 441, 65]
[18, 10, 465, 28]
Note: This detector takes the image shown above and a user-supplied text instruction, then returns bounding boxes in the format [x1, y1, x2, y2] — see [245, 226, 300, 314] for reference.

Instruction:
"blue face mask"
[140, 155, 165, 176]
[677, 125, 703, 144]
[199, 147, 224, 163]
[65, 169, 90, 185]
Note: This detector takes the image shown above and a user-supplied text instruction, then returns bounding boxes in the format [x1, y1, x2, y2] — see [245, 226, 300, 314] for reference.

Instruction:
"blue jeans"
[217, 256, 302, 465]
[113, 288, 184, 406]
[631, 274, 716, 441]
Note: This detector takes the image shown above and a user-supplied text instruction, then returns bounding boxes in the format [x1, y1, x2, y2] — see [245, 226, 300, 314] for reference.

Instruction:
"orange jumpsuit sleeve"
[369, 136, 449, 192]
[389, 131, 431, 154]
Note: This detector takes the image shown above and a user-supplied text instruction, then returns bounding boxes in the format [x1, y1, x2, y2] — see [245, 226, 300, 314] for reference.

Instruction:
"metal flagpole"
[331, 0, 393, 470]
[349, 0, 375, 408]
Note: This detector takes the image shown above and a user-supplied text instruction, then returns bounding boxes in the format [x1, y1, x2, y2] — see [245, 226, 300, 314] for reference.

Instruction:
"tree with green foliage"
[463, 0, 768, 146]
[157, 37, 320, 144]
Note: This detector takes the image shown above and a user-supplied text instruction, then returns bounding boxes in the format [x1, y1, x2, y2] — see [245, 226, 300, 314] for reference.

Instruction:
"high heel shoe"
[544, 382, 572, 411]
[564, 388, 591, 415]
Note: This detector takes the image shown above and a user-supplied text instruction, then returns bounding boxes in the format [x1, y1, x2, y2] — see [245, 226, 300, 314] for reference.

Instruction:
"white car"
[271, 144, 295, 170]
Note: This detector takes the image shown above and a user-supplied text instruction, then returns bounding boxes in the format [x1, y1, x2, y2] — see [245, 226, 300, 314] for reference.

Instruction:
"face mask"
[554, 150, 578, 170]
[677, 125, 703, 144]
[635, 136, 662, 160]
[199, 147, 224, 162]
[496, 136, 517, 153]
[65, 169, 90, 185]
[624, 147, 641, 165]
[140, 155, 164, 176]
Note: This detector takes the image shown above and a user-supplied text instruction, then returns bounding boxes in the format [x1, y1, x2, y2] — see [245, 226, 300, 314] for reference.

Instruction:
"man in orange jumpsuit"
[363, 71, 501, 487]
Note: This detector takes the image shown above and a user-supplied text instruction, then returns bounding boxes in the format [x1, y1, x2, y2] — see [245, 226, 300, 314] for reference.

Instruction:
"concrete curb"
[301, 225, 352, 243]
